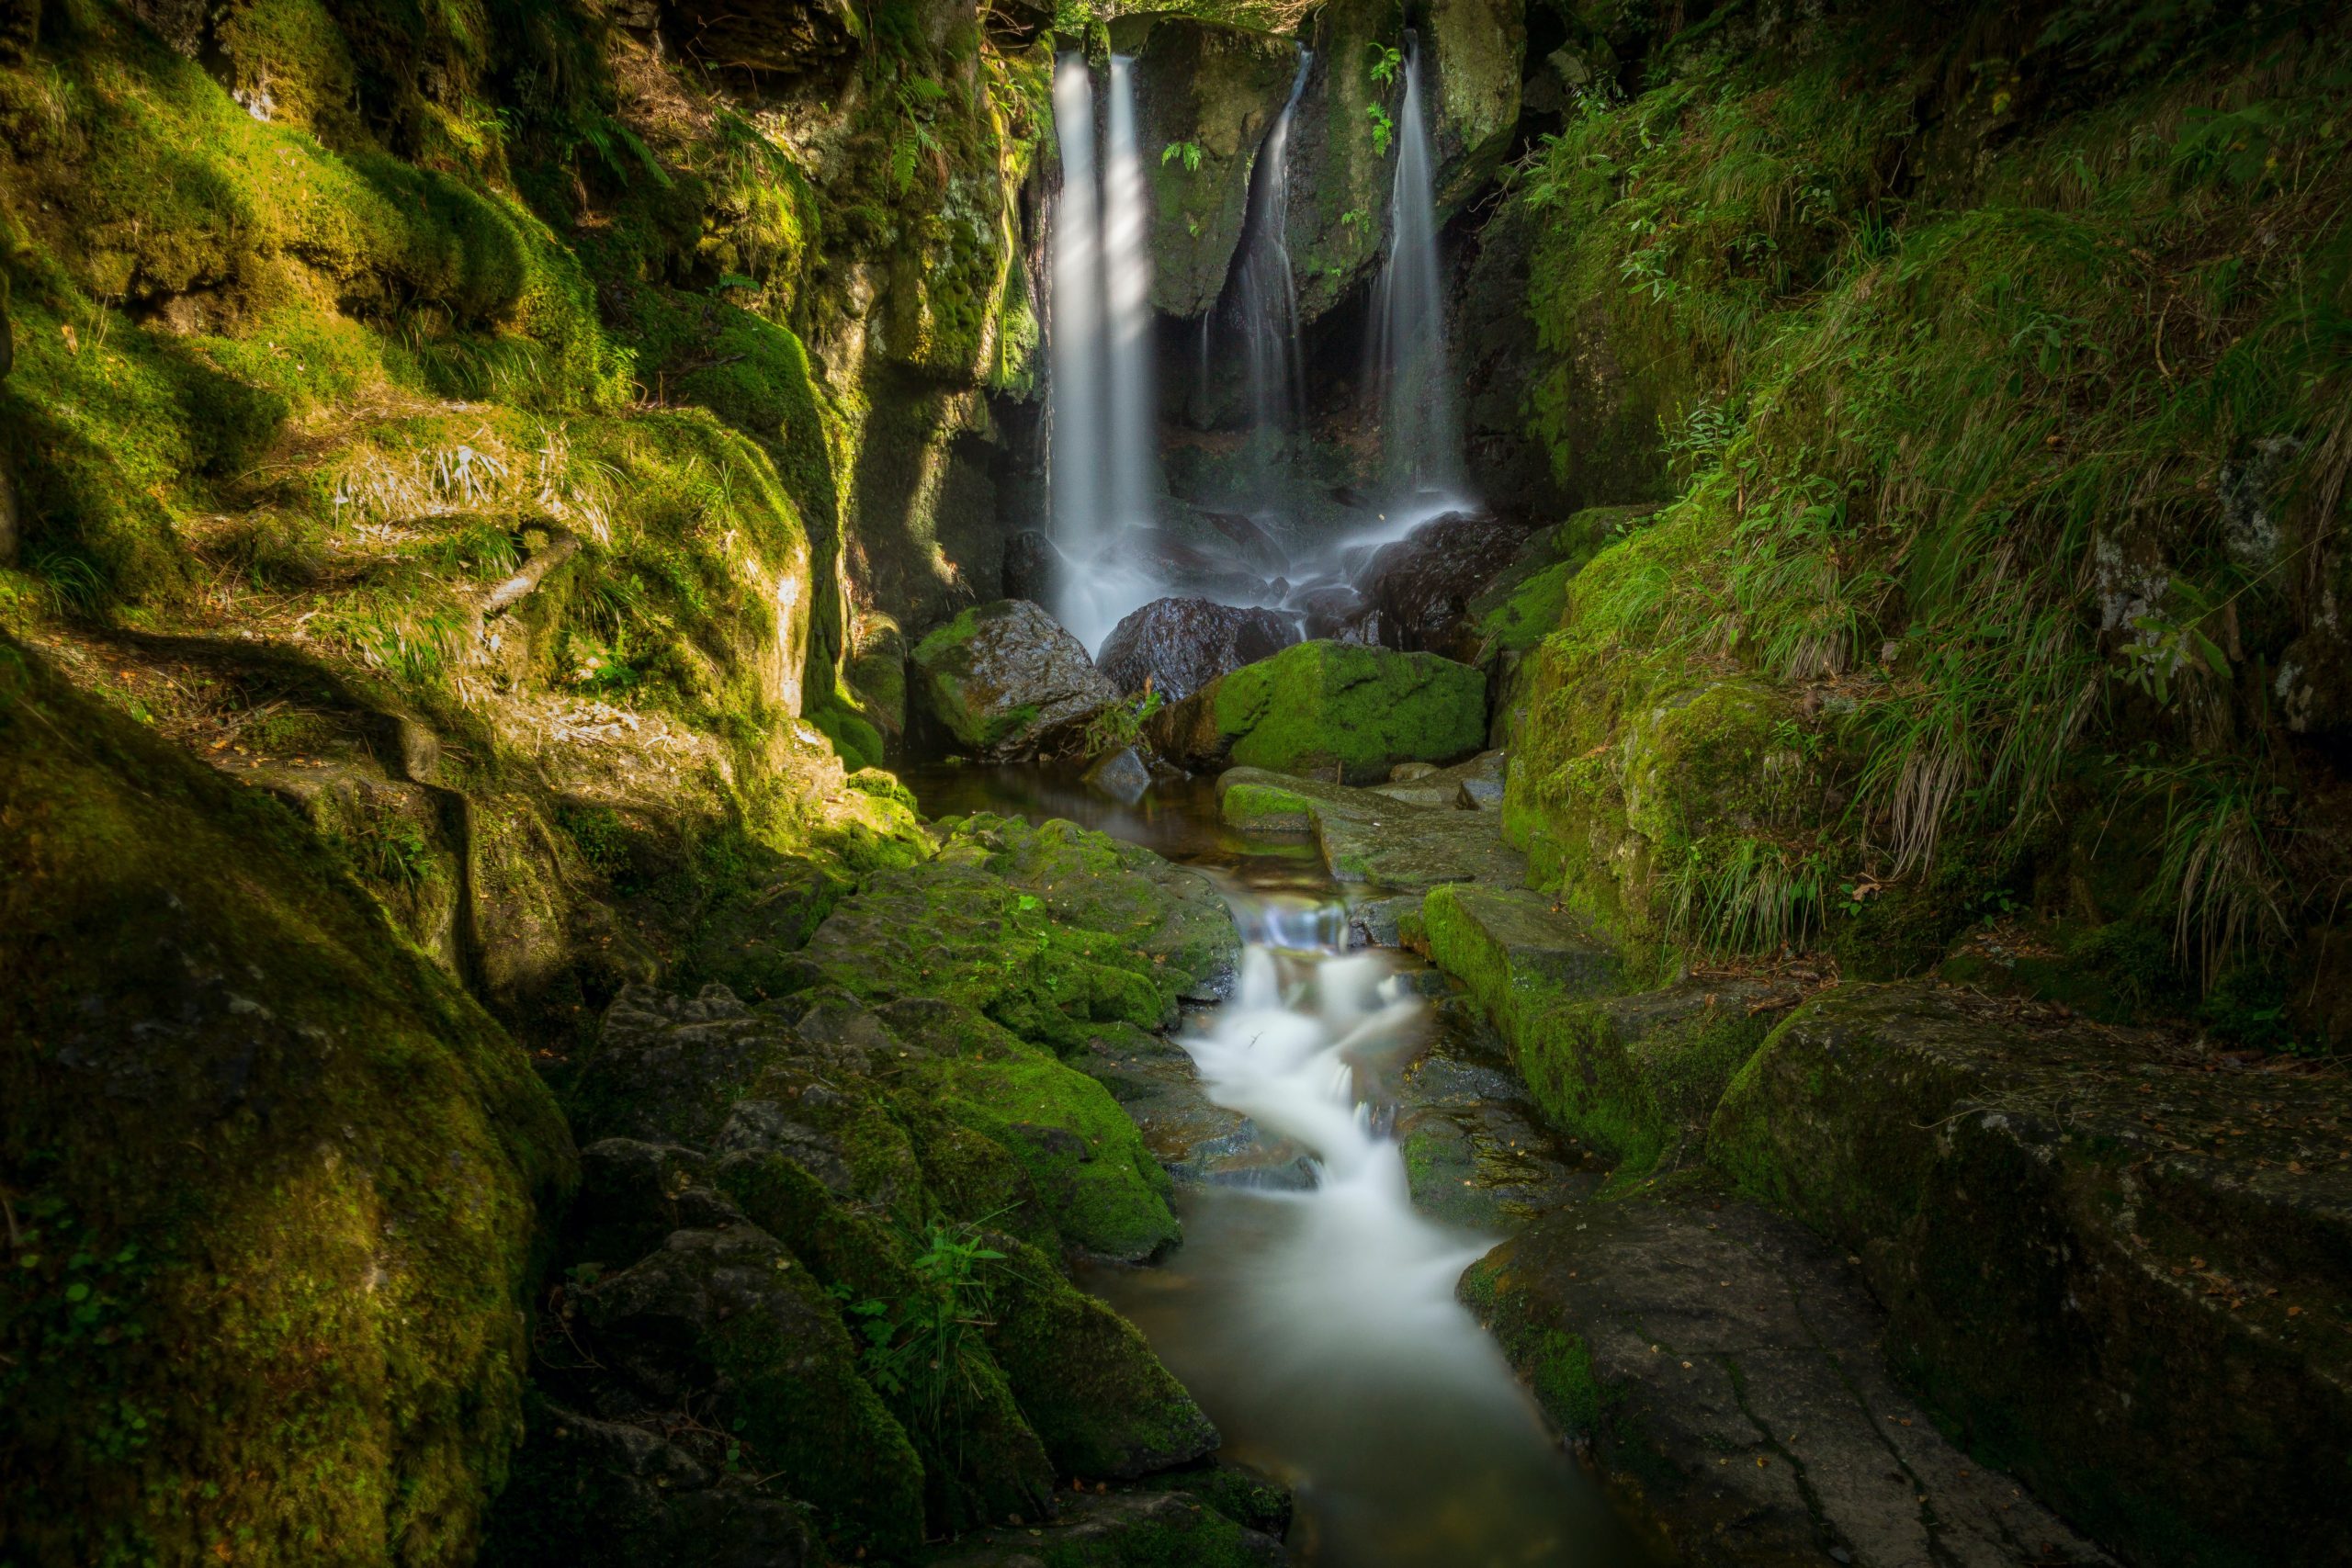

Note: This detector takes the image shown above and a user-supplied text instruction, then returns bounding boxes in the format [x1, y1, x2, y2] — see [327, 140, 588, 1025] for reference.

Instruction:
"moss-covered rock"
[912, 599, 1121, 761]
[581, 1223, 931, 1556]
[1283, 0, 1400, 321]
[1153, 639, 1487, 784]
[894, 1005, 1183, 1262]
[1109, 12, 1300, 320]
[1215, 766, 1527, 888]
[0, 637, 573, 1566]
[986, 1235, 1219, 1477]
[1422, 0, 1525, 209]
[1426, 880, 1779, 1178]
[1710, 980, 2352, 1568]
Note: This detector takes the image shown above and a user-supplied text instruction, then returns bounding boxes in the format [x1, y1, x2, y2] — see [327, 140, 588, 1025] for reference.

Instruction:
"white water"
[1367, 39, 1466, 511]
[1095, 886, 1618, 1566]
[1046, 54, 1163, 655]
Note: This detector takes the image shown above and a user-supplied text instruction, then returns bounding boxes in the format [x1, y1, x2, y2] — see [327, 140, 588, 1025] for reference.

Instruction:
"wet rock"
[1289, 580, 1374, 642]
[911, 598, 1120, 761]
[1370, 747, 1506, 808]
[1096, 596, 1300, 702]
[1083, 744, 1153, 804]
[1149, 639, 1487, 784]
[1351, 510, 1531, 658]
[920, 1487, 1288, 1568]
[1390, 1000, 1586, 1230]
[1216, 767, 1526, 889]
[1109, 13, 1302, 319]
[1462, 1188, 2112, 1568]
[1710, 980, 2352, 1567]
[1001, 527, 1062, 604]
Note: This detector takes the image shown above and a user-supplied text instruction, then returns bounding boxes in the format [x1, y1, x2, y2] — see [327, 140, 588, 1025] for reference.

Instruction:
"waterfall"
[1367, 36, 1464, 510]
[1046, 53, 1160, 654]
[1048, 54, 1103, 562]
[1228, 50, 1312, 514]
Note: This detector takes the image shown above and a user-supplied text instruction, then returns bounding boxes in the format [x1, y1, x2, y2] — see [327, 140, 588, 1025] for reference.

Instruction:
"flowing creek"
[908, 766, 1648, 1568]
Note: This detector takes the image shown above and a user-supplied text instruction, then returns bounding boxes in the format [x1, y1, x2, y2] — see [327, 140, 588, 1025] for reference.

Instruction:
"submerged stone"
[912, 599, 1119, 761]
[1152, 638, 1487, 784]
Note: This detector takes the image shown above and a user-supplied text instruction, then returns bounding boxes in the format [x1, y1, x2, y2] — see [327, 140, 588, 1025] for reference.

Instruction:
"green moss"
[1200, 639, 1487, 784]
[903, 1021, 1181, 1260]
[984, 1235, 1216, 1477]
[0, 636, 573, 1567]
[1217, 779, 1316, 832]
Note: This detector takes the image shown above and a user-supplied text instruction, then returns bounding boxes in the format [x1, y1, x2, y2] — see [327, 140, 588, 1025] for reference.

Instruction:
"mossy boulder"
[912, 599, 1121, 761]
[1152, 639, 1487, 784]
[0, 637, 573, 1566]
[1110, 12, 1302, 320]
[1466, 505, 1650, 655]
[580, 1224, 930, 1557]
[1500, 552, 1809, 950]
[803, 814, 1238, 1050]
[1424, 885, 1777, 1178]
[1710, 980, 2352, 1568]
[1215, 766, 1527, 888]
[986, 1235, 1220, 1477]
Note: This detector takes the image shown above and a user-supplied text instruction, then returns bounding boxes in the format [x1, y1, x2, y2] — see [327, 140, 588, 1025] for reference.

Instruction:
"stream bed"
[909, 765, 1647, 1568]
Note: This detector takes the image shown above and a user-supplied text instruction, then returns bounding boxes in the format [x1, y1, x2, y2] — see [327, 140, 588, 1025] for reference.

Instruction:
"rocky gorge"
[3, 1, 2350, 1566]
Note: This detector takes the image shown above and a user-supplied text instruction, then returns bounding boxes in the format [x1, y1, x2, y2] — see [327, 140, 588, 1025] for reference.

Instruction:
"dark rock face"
[910, 599, 1119, 760]
[1351, 511, 1531, 658]
[1711, 981, 2352, 1568]
[662, 0, 862, 77]
[1001, 528, 1062, 604]
[1096, 596, 1300, 702]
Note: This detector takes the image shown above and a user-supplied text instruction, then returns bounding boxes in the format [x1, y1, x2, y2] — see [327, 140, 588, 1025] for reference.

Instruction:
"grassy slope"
[1498, 0, 2352, 1049]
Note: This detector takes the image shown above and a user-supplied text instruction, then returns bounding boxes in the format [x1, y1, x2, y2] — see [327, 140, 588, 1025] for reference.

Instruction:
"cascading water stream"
[1092, 877, 1634, 1567]
[1046, 53, 1161, 655]
[1366, 36, 1465, 515]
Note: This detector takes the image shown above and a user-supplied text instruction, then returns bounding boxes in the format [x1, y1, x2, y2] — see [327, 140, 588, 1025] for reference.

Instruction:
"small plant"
[1160, 140, 1203, 173]
[1364, 42, 1401, 157]
[1080, 687, 1162, 760]
[835, 1222, 1006, 1438]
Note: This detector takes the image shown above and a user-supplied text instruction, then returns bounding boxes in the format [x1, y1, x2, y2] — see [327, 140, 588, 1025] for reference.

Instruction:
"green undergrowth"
[1501, 2, 2352, 1047]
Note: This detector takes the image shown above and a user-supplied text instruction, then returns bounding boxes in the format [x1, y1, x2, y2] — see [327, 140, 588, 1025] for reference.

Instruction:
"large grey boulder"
[1096, 594, 1299, 702]
[910, 598, 1120, 759]
[1109, 13, 1301, 320]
